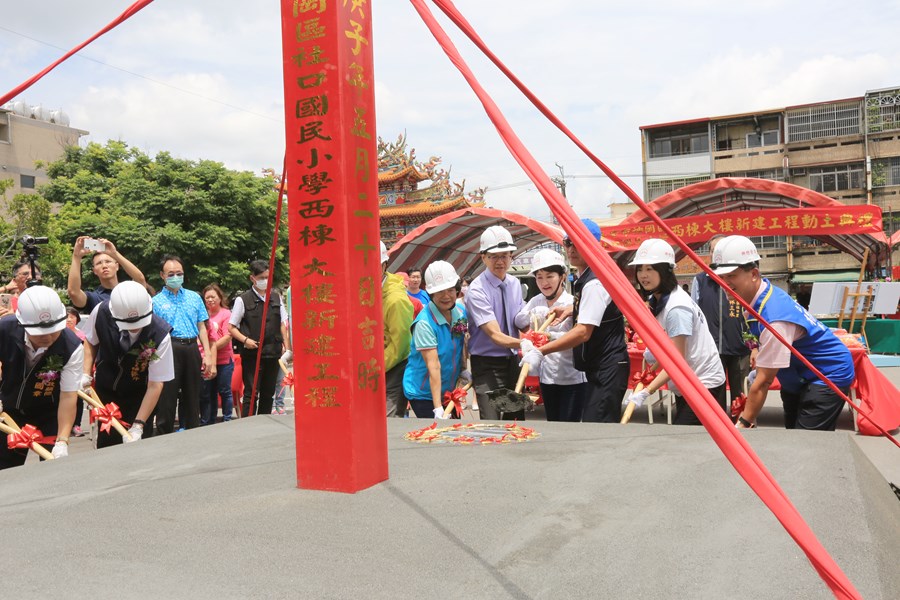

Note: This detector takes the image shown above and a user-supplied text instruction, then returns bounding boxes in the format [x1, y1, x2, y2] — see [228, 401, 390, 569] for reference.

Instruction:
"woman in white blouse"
[515, 249, 587, 421]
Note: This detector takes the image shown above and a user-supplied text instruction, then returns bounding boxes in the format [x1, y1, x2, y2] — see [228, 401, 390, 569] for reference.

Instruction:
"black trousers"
[240, 351, 280, 416]
[94, 385, 154, 448]
[155, 341, 201, 434]
[581, 359, 630, 423]
[540, 382, 588, 422]
[721, 354, 750, 403]
[672, 382, 728, 426]
[471, 354, 523, 421]
[781, 384, 848, 431]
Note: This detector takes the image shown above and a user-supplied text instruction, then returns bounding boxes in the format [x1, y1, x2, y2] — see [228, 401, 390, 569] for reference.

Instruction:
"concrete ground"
[2, 372, 899, 599]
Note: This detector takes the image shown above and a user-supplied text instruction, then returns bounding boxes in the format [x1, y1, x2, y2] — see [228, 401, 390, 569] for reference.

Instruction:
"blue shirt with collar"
[152, 286, 208, 338]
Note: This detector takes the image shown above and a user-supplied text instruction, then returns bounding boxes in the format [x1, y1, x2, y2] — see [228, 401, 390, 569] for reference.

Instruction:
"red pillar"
[280, 1, 388, 492]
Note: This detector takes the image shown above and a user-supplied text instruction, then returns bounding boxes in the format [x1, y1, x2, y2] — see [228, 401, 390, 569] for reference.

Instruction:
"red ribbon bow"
[730, 393, 748, 419]
[631, 368, 656, 387]
[281, 372, 295, 388]
[522, 330, 549, 348]
[442, 387, 467, 416]
[91, 402, 129, 434]
[7, 424, 53, 450]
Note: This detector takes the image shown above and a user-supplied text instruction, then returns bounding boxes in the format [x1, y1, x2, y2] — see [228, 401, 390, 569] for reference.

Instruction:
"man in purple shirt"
[465, 225, 527, 420]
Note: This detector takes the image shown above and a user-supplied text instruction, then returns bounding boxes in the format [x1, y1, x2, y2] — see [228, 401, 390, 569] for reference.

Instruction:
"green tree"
[0, 182, 60, 286]
[43, 140, 288, 297]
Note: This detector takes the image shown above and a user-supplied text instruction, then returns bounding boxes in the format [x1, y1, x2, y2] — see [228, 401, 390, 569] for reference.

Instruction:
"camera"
[19, 234, 48, 288]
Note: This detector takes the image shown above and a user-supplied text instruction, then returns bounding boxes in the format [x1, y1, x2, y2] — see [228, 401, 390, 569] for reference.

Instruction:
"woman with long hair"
[627, 239, 726, 425]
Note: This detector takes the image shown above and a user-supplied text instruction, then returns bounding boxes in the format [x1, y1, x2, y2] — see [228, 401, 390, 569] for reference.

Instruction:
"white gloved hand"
[747, 369, 757, 386]
[80, 373, 94, 392]
[51, 441, 69, 459]
[642, 349, 656, 366]
[280, 350, 294, 365]
[520, 338, 535, 355]
[547, 331, 564, 341]
[124, 424, 143, 444]
[520, 348, 543, 373]
[529, 306, 550, 324]
[433, 407, 448, 420]
[627, 389, 650, 407]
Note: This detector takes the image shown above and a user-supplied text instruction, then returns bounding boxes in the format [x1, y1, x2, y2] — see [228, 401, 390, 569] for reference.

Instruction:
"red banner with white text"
[603, 205, 882, 250]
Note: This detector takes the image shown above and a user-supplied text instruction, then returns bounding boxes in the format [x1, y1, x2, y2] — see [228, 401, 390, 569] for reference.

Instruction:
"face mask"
[254, 278, 268, 291]
[166, 275, 184, 290]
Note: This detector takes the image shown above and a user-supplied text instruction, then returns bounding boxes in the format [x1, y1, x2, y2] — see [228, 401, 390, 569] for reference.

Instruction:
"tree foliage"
[0, 181, 58, 285]
[41, 140, 288, 297]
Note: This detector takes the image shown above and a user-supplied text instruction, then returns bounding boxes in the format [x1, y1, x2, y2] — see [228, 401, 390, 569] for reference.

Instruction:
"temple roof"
[380, 195, 484, 218]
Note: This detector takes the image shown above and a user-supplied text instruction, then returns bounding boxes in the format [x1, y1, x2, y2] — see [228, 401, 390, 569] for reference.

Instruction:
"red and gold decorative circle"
[404, 421, 540, 445]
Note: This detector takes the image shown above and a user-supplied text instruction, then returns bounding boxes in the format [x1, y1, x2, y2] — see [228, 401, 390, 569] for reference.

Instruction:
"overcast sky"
[2, 1, 899, 220]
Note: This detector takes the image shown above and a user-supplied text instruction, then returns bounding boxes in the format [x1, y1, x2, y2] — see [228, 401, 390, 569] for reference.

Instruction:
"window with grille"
[808, 163, 863, 192]
[646, 175, 711, 200]
[865, 89, 900, 133]
[872, 157, 900, 187]
[785, 101, 861, 143]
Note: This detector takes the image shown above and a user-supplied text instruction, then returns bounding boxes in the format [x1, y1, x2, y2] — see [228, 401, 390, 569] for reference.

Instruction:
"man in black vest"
[691, 235, 751, 408]
[83, 281, 174, 447]
[521, 220, 629, 422]
[0, 286, 83, 469]
[228, 260, 291, 416]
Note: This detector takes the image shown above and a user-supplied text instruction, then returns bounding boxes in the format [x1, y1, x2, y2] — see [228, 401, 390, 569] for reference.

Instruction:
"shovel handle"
[0, 416, 55, 461]
[621, 382, 645, 424]
[441, 382, 473, 419]
[513, 314, 554, 394]
[78, 390, 132, 440]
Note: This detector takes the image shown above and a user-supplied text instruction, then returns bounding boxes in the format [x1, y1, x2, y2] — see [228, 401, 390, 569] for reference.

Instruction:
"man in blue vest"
[0, 286, 83, 468]
[521, 219, 629, 422]
[713, 235, 854, 430]
[83, 281, 174, 447]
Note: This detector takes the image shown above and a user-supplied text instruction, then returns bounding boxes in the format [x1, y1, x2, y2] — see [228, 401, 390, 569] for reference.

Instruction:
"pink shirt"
[205, 307, 234, 365]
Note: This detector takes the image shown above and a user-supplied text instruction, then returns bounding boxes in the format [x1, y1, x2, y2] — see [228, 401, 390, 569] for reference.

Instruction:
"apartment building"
[639, 86, 900, 288]
[0, 101, 88, 199]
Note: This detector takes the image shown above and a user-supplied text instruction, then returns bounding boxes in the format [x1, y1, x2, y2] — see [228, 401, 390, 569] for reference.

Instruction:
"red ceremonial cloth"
[414, 1, 863, 596]
[851, 350, 900, 435]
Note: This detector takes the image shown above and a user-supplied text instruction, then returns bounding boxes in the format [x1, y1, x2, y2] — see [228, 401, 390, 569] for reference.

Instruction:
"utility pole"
[550, 162, 567, 225]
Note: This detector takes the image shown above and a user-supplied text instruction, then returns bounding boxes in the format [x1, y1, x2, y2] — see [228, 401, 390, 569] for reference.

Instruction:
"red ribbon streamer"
[91, 403, 129, 434]
[412, 1, 863, 596]
[282, 373, 295, 388]
[0, 1, 156, 106]
[7, 424, 53, 450]
[442, 387, 467, 416]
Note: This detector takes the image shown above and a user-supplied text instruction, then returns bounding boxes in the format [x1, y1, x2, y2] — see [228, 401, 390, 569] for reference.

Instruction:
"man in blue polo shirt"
[152, 254, 215, 433]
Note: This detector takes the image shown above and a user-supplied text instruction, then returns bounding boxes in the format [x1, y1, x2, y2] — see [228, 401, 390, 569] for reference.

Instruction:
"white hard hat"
[479, 225, 517, 254]
[379, 241, 389, 264]
[109, 281, 153, 331]
[529, 249, 566, 275]
[424, 260, 460, 293]
[711, 235, 761, 275]
[16, 286, 67, 336]
[629, 238, 676, 267]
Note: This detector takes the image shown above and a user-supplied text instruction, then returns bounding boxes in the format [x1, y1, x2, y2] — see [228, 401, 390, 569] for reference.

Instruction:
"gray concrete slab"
[1, 416, 897, 599]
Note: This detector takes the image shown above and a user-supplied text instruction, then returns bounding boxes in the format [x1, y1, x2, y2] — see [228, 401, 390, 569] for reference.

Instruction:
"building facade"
[0, 102, 88, 199]
[639, 86, 900, 286]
